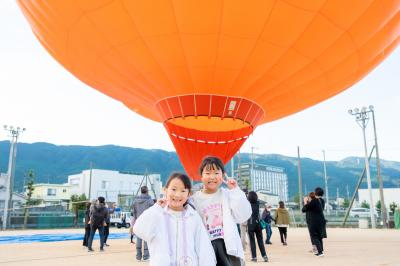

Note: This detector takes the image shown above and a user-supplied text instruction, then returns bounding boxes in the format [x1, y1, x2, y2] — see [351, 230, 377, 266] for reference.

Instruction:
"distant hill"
[1, 141, 399, 199]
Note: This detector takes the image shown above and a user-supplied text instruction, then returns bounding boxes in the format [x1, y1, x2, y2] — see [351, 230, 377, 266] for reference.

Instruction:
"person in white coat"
[133, 173, 216, 266]
[192, 156, 252, 266]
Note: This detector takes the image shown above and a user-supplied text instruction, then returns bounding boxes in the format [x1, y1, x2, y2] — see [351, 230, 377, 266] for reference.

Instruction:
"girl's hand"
[157, 198, 168, 208]
[223, 178, 237, 190]
[222, 173, 237, 189]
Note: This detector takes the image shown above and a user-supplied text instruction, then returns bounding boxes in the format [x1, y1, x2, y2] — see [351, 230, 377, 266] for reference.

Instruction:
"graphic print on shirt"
[202, 203, 224, 240]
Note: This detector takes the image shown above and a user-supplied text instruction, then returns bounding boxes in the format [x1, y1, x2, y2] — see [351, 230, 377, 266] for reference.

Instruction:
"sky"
[0, 1, 399, 163]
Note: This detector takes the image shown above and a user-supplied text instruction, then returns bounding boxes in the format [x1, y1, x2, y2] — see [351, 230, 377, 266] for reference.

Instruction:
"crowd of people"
[83, 156, 328, 265]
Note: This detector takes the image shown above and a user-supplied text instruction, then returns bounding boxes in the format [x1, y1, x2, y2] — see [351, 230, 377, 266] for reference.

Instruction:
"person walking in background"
[192, 156, 251, 266]
[82, 201, 91, 247]
[305, 192, 317, 254]
[133, 173, 216, 266]
[87, 197, 108, 252]
[132, 185, 154, 262]
[103, 202, 116, 247]
[275, 201, 290, 246]
[302, 187, 327, 257]
[261, 204, 274, 245]
[247, 191, 269, 262]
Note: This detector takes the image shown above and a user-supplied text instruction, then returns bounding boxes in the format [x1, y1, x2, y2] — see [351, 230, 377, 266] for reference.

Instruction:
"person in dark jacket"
[247, 191, 268, 262]
[87, 196, 108, 252]
[132, 186, 154, 261]
[82, 201, 91, 247]
[305, 192, 317, 253]
[103, 202, 116, 246]
[261, 204, 274, 244]
[302, 187, 327, 257]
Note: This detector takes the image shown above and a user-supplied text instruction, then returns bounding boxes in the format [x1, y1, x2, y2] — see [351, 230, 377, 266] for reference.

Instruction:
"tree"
[361, 200, 370, 209]
[375, 200, 382, 213]
[23, 170, 36, 229]
[71, 194, 88, 227]
[389, 202, 398, 215]
[342, 198, 350, 208]
[293, 193, 300, 205]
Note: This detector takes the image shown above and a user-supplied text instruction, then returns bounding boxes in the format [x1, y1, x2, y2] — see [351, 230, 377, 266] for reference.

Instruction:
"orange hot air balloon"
[17, 1, 400, 180]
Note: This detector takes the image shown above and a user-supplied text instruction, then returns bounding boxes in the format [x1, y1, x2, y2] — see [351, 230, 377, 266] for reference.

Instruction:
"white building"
[0, 173, 26, 210]
[237, 163, 288, 202]
[256, 190, 280, 206]
[358, 188, 400, 209]
[67, 169, 162, 205]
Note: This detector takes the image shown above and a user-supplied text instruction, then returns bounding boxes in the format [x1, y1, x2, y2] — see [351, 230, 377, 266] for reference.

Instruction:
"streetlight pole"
[348, 107, 376, 228]
[2, 125, 25, 230]
[250, 147, 257, 191]
[322, 150, 330, 215]
[370, 106, 387, 228]
[297, 146, 303, 209]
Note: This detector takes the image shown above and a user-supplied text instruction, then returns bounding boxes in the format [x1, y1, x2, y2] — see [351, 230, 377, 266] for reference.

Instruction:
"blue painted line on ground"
[0, 232, 129, 244]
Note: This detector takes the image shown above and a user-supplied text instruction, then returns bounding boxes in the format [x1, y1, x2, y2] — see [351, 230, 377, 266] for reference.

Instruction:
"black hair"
[98, 196, 105, 204]
[166, 172, 192, 191]
[199, 156, 225, 175]
[315, 187, 324, 197]
[279, 201, 285, 208]
[247, 191, 258, 204]
[141, 186, 149, 194]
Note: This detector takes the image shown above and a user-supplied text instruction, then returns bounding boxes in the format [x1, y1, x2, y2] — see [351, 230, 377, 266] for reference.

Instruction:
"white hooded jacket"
[133, 204, 216, 266]
[192, 187, 252, 260]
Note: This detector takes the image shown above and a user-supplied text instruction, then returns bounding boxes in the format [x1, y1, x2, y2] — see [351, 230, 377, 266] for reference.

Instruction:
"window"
[47, 188, 56, 196]
[62, 189, 67, 193]
[101, 181, 109, 190]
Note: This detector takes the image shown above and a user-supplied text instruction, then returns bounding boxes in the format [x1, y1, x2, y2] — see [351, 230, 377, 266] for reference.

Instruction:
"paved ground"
[0, 227, 399, 265]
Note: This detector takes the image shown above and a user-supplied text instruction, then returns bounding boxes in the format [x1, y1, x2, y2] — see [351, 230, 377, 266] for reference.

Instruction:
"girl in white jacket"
[133, 173, 216, 266]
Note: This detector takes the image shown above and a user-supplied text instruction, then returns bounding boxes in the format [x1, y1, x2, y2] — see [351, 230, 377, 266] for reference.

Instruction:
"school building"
[67, 169, 162, 206]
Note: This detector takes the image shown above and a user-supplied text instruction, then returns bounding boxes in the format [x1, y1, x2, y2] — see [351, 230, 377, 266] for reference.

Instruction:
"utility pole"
[322, 150, 330, 214]
[88, 162, 93, 200]
[346, 184, 350, 199]
[2, 125, 25, 230]
[337, 187, 339, 201]
[297, 146, 303, 209]
[348, 107, 376, 228]
[370, 106, 387, 228]
[250, 147, 257, 191]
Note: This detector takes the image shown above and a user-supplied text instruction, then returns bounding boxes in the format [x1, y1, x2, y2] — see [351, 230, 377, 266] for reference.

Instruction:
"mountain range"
[1, 140, 399, 199]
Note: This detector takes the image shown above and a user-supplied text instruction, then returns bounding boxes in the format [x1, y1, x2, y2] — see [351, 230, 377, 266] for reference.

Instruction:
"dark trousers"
[311, 234, 324, 253]
[278, 227, 287, 243]
[87, 224, 104, 249]
[82, 226, 90, 246]
[248, 228, 267, 259]
[211, 239, 242, 266]
[307, 224, 315, 246]
[104, 222, 110, 243]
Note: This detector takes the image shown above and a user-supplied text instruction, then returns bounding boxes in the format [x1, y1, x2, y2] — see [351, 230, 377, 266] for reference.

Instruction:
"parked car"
[349, 208, 378, 218]
[110, 211, 131, 228]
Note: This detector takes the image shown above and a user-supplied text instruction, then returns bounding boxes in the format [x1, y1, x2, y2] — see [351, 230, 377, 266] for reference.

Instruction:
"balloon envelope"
[17, 0, 400, 179]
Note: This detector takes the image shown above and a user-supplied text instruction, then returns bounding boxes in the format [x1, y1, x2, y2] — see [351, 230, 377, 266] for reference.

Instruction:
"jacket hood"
[135, 194, 153, 203]
[162, 204, 197, 218]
